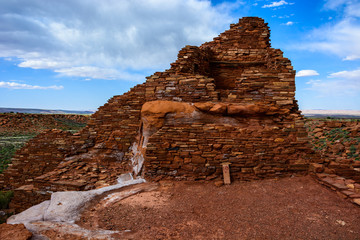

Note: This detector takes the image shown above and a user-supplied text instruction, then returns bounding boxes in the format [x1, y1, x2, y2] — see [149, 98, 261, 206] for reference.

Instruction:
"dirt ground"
[78, 176, 360, 240]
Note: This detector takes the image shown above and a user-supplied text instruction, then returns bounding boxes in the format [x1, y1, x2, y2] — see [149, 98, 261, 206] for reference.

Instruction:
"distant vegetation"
[54, 117, 87, 130]
[0, 107, 94, 115]
[302, 110, 360, 119]
[305, 119, 360, 162]
[0, 133, 36, 173]
[0, 113, 89, 174]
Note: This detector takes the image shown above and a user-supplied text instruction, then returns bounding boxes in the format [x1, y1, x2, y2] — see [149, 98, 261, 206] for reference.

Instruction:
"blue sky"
[0, 0, 359, 111]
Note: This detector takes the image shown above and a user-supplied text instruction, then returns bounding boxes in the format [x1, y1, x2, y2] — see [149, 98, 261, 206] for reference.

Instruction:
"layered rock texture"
[1, 17, 322, 212]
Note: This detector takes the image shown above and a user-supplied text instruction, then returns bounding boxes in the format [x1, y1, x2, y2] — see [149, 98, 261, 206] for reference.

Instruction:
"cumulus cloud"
[283, 21, 294, 26]
[55, 66, 145, 82]
[262, 0, 293, 8]
[324, 0, 349, 10]
[328, 68, 360, 79]
[343, 55, 360, 61]
[299, 19, 360, 61]
[305, 79, 360, 96]
[305, 68, 360, 96]
[0, 81, 63, 90]
[296, 70, 319, 77]
[295, 1, 360, 61]
[0, 0, 238, 81]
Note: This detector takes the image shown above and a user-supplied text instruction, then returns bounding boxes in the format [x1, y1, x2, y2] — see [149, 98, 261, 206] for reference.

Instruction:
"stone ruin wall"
[1, 17, 326, 212]
[142, 17, 314, 180]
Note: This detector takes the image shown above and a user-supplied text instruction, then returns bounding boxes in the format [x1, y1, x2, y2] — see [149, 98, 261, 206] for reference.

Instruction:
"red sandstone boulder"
[141, 101, 196, 132]
[142, 101, 195, 117]
[331, 143, 345, 154]
[193, 102, 215, 112]
[209, 103, 227, 114]
[327, 122, 342, 128]
[141, 101, 195, 120]
[0, 223, 32, 240]
[313, 132, 323, 138]
[227, 104, 285, 116]
[309, 163, 324, 173]
[313, 128, 323, 133]
[227, 104, 250, 115]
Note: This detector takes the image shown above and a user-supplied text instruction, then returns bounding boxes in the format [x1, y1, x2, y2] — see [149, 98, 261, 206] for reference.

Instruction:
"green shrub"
[0, 144, 17, 173]
[54, 118, 87, 130]
[0, 191, 13, 209]
[347, 145, 358, 158]
[0, 133, 36, 173]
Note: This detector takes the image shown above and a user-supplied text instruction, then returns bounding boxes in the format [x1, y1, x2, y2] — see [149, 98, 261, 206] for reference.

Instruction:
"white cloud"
[296, 70, 319, 77]
[0, 81, 63, 90]
[283, 21, 294, 26]
[262, 0, 293, 8]
[301, 19, 360, 61]
[324, 0, 349, 10]
[18, 59, 70, 69]
[295, 1, 360, 61]
[55, 66, 144, 82]
[328, 68, 360, 79]
[305, 79, 360, 96]
[343, 55, 360, 61]
[0, 0, 240, 81]
[305, 68, 360, 96]
[345, 2, 360, 17]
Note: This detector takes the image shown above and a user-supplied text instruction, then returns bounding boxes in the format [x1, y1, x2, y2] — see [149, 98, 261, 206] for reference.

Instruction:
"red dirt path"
[79, 176, 360, 240]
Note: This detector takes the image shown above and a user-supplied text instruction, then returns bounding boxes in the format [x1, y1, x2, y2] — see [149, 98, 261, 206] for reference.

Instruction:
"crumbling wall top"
[201, 17, 270, 50]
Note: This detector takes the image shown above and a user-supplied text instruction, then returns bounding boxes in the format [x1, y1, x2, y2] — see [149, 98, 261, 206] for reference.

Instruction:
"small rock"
[313, 128, 323, 133]
[335, 220, 346, 226]
[159, 181, 174, 187]
[309, 163, 324, 173]
[213, 144, 222, 150]
[314, 132, 323, 138]
[214, 180, 223, 187]
[352, 198, 360, 206]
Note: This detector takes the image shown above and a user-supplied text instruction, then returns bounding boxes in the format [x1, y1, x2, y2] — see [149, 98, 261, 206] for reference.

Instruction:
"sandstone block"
[192, 156, 206, 164]
[276, 100, 293, 105]
[209, 103, 227, 114]
[353, 198, 360, 206]
[309, 163, 324, 173]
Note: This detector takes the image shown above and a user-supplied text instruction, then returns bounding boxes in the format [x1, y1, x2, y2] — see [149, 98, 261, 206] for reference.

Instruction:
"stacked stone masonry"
[1, 17, 342, 212]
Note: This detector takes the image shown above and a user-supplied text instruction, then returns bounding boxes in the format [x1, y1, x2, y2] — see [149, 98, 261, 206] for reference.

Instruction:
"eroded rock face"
[141, 100, 196, 133]
[0, 223, 32, 240]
